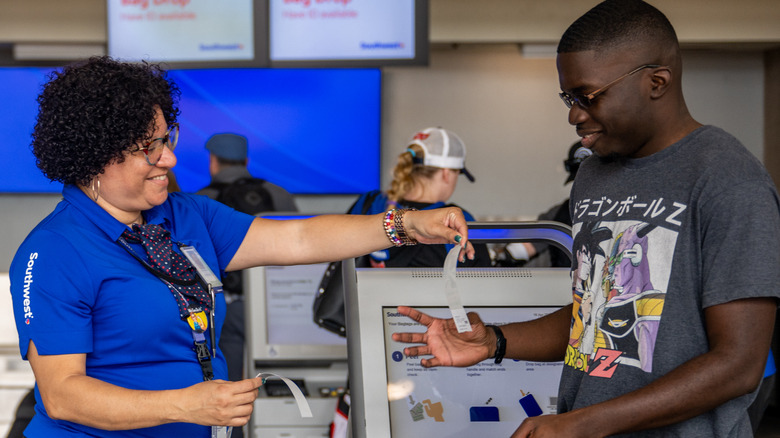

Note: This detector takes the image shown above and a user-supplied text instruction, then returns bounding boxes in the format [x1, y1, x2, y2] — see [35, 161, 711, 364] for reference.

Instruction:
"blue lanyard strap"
[193, 331, 214, 381]
[117, 236, 216, 381]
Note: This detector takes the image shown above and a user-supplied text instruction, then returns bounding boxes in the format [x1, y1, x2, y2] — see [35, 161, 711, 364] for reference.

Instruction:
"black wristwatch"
[485, 325, 506, 364]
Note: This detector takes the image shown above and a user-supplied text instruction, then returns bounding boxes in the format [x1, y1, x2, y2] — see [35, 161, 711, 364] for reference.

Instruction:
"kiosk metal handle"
[468, 220, 573, 262]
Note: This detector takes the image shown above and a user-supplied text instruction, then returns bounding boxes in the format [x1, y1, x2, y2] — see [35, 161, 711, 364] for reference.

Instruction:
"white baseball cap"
[408, 127, 475, 182]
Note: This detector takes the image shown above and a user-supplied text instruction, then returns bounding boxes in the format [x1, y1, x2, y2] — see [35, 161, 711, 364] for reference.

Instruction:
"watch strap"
[485, 324, 506, 364]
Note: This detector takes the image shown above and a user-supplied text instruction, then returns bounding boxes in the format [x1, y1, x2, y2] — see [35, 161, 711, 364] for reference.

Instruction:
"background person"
[393, 1, 780, 437]
[347, 127, 492, 267]
[322, 127, 493, 437]
[9, 56, 474, 438]
[196, 133, 298, 213]
[498, 141, 591, 268]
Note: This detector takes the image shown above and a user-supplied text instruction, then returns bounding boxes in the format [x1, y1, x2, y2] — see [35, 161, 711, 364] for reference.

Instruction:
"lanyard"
[117, 236, 219, 381]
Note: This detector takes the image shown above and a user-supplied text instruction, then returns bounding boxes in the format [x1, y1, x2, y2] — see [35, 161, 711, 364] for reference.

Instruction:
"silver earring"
[90, 177, 100, 201]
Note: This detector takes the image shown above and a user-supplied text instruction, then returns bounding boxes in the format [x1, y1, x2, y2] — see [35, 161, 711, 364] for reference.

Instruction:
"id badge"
[211, 425, 232, 438]
[180, 245, 223, 289]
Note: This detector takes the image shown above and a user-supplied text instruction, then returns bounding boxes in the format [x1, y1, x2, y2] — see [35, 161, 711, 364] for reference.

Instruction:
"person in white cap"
[348, 126, 490, 268]
[321, 127, 491, 437]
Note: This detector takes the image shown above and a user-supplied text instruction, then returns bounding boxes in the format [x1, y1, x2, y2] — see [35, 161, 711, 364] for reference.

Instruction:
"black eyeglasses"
[129, 123, 179, 166]
[559, 64, 662, 109]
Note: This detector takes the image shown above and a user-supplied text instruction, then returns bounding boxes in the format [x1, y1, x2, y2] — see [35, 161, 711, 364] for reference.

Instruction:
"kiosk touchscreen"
[245, 213, 348, 366]
[244, 262, 347, 365]
[345, 264, 573, 438]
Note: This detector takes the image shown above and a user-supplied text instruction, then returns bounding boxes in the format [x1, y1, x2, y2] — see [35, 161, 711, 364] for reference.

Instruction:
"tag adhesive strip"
[255, 372, 313, 417]
[444, 245, 472, 333]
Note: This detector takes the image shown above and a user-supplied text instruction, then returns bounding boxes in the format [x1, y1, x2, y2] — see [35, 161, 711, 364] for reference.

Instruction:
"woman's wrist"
[383, 208, 418, 247]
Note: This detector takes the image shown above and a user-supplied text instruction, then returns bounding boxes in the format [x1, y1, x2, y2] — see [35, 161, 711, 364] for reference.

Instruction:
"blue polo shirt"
[10, 184, 254, 437]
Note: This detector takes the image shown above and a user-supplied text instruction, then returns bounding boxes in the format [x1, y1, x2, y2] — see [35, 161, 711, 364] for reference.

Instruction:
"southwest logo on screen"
[121, 0, 191, 9]
[360, 42, 405, 50]
[199, 43, 245, 51]
[284, 0, 353, 6]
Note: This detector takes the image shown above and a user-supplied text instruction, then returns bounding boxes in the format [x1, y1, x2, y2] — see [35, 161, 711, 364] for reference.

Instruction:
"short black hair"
[557, 0, 678, 56]
[32, 56, 180, 186]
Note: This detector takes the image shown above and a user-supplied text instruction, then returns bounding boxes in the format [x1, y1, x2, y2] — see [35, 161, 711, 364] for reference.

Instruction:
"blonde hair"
[386, 144, 440, 204]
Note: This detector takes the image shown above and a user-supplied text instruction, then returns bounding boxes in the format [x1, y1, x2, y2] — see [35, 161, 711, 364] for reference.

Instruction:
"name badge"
[180, 245, 223, 289]
[212, 425, 232, 438]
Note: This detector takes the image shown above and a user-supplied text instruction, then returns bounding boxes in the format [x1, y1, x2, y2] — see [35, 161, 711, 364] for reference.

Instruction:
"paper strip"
[256, 372, 313, 418]
[443, 245, 472, 333]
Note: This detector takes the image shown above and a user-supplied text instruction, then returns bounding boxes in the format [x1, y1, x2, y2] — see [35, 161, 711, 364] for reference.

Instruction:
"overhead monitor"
[107, 0, 268, 68]
[268, 0, 429, 67]
[168, 67, 381, 195]
[0, 67, 62, 193]
[344, 264, 573, 438]
[0, 66, 381, 195]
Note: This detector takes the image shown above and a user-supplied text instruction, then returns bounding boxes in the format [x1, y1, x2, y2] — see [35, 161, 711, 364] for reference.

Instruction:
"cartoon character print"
[569, 222, 612, 351]
[598, 223, 665, 372]
[566, 220, 672, 375]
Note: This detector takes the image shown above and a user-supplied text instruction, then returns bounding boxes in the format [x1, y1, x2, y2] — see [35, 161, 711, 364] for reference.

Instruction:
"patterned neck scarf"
[120, 223, 212, 318]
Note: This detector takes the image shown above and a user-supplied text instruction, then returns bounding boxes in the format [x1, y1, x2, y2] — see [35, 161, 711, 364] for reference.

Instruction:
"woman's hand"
[178, 377, 263, 427]
[391, 306, 494, 368]
[28, 339, 264, 430]
[403, 207, 475, 261]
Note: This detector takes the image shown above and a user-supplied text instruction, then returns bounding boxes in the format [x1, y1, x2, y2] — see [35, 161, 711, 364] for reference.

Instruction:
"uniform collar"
[62, 184, 170, 241]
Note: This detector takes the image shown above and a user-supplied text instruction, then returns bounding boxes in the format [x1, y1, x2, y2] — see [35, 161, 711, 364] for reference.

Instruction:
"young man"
[393, 1, 780, 436]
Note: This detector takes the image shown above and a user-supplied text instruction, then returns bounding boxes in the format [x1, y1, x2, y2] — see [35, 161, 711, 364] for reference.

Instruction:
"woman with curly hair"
[9, 56, 475, 438]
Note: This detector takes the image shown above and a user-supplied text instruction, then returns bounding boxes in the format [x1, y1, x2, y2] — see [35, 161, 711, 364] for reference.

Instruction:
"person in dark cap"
[197, 133, 298, 212]
[563, 140, 592, 185]
[499, 141, 591, 267]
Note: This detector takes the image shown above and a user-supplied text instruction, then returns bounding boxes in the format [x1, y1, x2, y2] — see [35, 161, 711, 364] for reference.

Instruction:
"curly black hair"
[32, 56, 180, 186]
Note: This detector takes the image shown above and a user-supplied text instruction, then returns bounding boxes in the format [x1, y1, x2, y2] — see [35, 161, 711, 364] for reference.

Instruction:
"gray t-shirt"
[560, 125, 780, 437]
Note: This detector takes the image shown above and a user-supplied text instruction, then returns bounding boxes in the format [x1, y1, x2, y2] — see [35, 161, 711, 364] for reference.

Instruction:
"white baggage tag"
[444, 245, 472, 333]
[256, 372, 313, 417]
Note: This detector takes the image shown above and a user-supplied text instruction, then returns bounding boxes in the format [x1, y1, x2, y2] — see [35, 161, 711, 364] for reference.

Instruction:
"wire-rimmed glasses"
[130, 123, 179, 165]
[559, 64, 662, 109]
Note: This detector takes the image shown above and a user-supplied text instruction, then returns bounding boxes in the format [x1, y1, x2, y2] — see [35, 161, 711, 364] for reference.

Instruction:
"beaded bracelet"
[394, 208, 417, 245]
[383, 209, 418, 247]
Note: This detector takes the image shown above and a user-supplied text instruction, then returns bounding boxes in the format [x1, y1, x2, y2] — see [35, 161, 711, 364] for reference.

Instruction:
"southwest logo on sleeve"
[22, 252, 38, 324]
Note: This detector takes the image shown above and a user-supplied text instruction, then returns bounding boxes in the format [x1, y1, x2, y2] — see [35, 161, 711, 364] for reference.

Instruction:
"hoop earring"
[90, 177, 101, 201]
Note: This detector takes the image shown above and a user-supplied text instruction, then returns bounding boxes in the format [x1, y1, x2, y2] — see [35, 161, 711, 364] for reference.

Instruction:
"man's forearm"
[502, 304, 572, 362]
